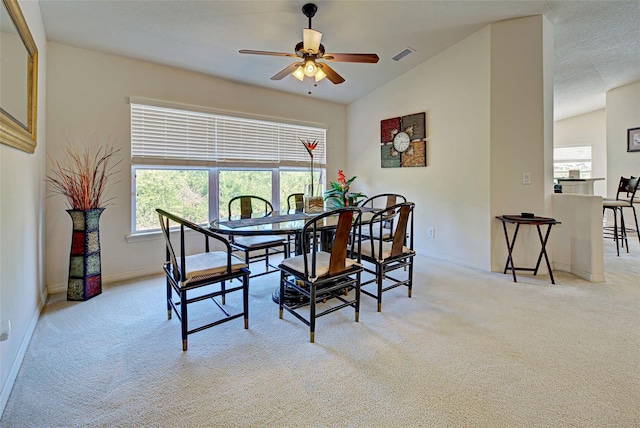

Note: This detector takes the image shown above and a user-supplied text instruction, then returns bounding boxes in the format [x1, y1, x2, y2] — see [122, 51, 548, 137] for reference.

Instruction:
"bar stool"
[602, 176, 639, 255]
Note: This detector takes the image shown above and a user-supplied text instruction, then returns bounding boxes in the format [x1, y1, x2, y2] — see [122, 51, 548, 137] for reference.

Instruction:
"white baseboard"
[414, 248, 490, 271]
[0, 287, 48, 415]
[554, 262, 606, 283]
[47, 267, 163, 294]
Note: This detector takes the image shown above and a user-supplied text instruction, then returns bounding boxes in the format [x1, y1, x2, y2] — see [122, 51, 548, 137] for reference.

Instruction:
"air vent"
[392, 47, 416, 62]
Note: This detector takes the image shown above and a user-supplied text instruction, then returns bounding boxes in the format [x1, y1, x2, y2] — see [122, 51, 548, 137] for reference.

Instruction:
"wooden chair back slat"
[391, 205, 410, 257]
[240, 197, 253, 216]
[228, 195, 274, 219]
[329, 210, 355, 275]
[287, 193, 305, 212]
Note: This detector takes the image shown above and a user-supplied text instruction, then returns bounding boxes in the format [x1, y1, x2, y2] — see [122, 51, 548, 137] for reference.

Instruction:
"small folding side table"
[496, 215, 561, 284]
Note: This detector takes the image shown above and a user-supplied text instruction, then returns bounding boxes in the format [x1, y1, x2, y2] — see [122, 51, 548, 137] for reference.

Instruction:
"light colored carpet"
[1, 243, 639, 427]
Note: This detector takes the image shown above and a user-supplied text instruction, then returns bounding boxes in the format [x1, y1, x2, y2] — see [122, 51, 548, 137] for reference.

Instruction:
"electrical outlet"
[0, 320, 11, 341]
[428, 228, 435, 238]
[522, 173, 531, 185]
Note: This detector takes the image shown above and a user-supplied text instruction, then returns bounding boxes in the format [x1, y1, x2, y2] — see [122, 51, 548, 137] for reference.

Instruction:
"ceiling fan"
[239, 3, 379, 86]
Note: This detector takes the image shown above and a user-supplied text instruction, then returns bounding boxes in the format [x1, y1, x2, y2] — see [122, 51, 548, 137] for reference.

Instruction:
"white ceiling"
[38, 0, 640, 121]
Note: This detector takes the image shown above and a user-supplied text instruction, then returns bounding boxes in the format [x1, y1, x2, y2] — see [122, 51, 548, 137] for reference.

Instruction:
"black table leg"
[533, 224, 555, 284]
[496, 215, 560, 285]
[502, 221, 520, 282]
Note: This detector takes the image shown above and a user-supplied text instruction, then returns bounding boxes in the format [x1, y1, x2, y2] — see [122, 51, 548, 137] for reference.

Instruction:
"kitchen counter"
[556, 178, 605, 195]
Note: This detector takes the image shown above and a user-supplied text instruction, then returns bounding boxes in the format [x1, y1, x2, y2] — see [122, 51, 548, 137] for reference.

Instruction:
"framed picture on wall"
[380, 112, 428, 168]
[628, 127, 640, 152]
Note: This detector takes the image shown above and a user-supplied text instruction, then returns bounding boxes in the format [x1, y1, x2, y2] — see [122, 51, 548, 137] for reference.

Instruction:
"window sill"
[125, 230, 163, 243]
[125, 226, 206, 243]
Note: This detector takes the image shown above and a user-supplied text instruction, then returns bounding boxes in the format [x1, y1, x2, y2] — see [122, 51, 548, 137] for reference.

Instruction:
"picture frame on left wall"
[628, 127, 640, 152]
[0, 0, 39, 154]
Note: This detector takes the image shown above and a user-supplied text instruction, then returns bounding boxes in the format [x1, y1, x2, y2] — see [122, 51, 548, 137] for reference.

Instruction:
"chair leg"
[376, 263, 383, 312]
[245, 250, 251, 278]
[408, 257, 414, 298]
[243, 274, 249, 329]
[166, 278, 172, 320]
[279, 270, 285, 319]
[221, 280, 226, 305]
[620, 208, 629, 252]
[180, 289, 188, 351]
[310, 283, 317, 343]
[610, 207, 620, 256]
[355, 272, 361, 323]
[633, 205, 640, 244]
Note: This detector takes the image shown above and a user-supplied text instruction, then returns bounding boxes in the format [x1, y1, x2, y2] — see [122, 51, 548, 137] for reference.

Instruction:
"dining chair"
[287, 193, 305, 212]
[360, 201, 416, 312]
[603, 176, 640, 255]
[358, 193, 407, 241]
[277, 206, 363, 343]
[157, 209, 249, 351]
[227, 195, 289, 278]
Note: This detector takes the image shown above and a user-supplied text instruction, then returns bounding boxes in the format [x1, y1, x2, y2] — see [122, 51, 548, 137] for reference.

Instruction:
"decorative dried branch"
[46, 136, 122, 210]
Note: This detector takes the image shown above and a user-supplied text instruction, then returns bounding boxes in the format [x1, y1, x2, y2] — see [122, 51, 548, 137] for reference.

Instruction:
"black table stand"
[496, 215, 561, 285]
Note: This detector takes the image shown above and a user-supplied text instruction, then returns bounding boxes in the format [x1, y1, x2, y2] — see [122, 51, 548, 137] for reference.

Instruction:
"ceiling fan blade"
[317, 62, 345, 84]
[303, 29, 322, 54]
[323, 53, 379, 63]
[270, 62, 302, 80]
[239, 49, 298, 58]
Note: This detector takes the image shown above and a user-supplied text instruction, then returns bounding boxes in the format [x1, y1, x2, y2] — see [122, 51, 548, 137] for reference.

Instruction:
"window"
[279, 169, 323, 212]
[135, 168, 209, 231]
[218, 169, 272, 218]
[553, 146, 592, 179]
[130, 99, 326, 232]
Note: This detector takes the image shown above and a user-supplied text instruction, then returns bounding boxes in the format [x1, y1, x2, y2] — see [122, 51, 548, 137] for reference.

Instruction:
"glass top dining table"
[209, 208, 379, 237]
[209, 207, 382, 305]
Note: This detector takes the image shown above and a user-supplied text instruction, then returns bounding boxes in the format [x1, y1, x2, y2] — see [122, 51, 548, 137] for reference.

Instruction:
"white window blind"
[554, 146, 591, 161]
[131, 102, 326, 168]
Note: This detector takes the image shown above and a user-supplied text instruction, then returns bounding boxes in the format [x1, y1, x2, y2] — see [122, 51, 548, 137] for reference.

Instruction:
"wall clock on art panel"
[380, 112, 427, 168]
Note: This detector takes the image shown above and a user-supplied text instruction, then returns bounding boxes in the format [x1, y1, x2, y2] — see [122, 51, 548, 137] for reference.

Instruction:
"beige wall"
[45, 42, 347, 291]
[606, 80, 640, 196]
[554, 109, 607, 196]
[489, 15, 554, 271]
[0, 0, 47, 411]
[348, 26, 492, 269]
[348, 15, 552, 271]
[551, 194, 605, 282]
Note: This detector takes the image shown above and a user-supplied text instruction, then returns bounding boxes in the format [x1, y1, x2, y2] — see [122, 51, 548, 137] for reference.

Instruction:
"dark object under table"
[496, 215, 561, 284]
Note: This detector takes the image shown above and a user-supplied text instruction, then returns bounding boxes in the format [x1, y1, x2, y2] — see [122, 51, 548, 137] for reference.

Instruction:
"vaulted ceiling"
[38, 0, 640, 120]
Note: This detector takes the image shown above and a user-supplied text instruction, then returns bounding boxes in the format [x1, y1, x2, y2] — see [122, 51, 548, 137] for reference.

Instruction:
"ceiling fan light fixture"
[303, 28, 322, 54]
[240, 3, 377, 88]
[304, 59, 317, 76]
[292, 65, 305, 81]
[314, 67, 327, 82]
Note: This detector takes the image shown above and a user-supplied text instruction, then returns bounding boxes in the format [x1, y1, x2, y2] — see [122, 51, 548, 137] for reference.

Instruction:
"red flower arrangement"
[324, 169, 366, 207]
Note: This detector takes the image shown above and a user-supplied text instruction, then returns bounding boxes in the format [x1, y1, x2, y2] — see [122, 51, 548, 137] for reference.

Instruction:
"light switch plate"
[522, 173, 531, 185]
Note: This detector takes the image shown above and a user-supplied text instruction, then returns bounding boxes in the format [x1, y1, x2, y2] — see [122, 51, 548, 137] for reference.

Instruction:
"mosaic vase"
[66, 208, 104, 301]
